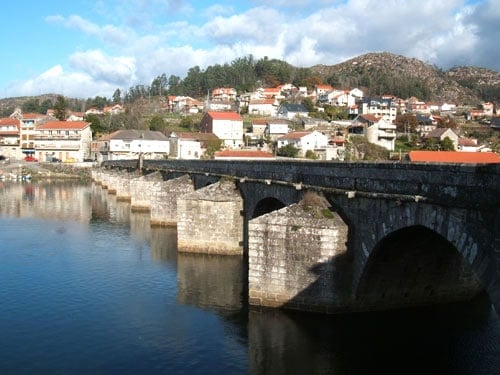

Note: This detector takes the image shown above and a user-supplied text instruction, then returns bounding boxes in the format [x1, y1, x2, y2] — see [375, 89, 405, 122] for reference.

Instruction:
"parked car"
[24, 156, 38, 162]
[48, 156, 62, 162]
[0, 155, 9, 164]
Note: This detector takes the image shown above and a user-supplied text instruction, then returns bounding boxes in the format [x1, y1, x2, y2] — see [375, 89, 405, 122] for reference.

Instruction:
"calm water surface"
[0, 181, 497, 374]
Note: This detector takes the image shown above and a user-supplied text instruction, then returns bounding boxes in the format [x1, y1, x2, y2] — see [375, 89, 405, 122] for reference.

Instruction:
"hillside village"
[0, 53, 499, 165]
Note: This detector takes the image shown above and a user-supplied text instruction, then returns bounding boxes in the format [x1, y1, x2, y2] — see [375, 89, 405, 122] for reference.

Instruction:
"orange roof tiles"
[408, 151, 500, 164]
[38, 121, 90, 130]
[0, 118, 20, 126]
[207, 111, 242, 121]
[214, 150, 274, 158]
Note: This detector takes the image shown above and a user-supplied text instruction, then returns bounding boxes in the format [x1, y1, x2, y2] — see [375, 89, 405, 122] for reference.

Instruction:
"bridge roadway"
[102, 159, 500, 314]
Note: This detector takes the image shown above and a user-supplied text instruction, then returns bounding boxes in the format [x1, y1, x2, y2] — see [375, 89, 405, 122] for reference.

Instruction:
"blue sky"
[1, 0, 498, 99]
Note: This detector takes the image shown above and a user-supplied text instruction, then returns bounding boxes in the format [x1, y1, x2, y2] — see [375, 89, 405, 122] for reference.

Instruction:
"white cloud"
[69, 50, 137, 85]
[3, 0, 499, 100]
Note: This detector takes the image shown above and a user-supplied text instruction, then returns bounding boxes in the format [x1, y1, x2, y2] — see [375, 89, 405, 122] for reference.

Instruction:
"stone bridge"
[94, 159, 499, 314]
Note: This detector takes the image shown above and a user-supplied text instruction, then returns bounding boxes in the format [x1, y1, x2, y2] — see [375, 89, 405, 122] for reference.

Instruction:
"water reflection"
[0, 180, 497, 374]
[0, 180, 92, 222]
[151, 226, 178, 266]
[177, 253, 245, 316]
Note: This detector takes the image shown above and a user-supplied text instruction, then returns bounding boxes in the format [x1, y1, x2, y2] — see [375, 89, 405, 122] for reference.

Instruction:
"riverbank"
[0, 159, 93, 181]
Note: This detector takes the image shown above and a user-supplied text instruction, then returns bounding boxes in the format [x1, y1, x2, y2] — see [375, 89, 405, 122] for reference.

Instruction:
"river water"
[0, 180, 497, 374]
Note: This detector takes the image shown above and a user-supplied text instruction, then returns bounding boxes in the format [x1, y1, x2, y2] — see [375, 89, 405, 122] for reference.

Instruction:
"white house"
[247, 99, 277, 117]
[34, 120, 92, 162]
[107, 129, 169, 160]
[200, 111, 244, 149]
[360, 98, 397, 123]
[169, 132, 202, 159]
[0, 117, 20, 158]
[277, 130, 329, 157]
[351, 114, 397, 151]
[265, 119, 289, 141]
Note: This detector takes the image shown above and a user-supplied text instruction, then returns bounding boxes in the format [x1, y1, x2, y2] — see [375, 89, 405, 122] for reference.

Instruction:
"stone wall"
[248, 200, 349, 313]
[129, 171, 163, 212]
[150, 174, 194, 226]
[177, 180, 244, 255]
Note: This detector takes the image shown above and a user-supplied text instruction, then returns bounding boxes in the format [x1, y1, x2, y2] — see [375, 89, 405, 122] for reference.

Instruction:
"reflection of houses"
[277, 103, 309, 120]
[200, 111, 244, 149]
[34, 120, 92, 162]
[350, 114, 397, 151]
[277, 130, 329, 157]
[0, 118, 20, 157]
[425, 128, 459, 150]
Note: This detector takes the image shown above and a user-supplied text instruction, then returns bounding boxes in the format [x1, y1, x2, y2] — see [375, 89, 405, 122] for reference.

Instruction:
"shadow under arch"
[355, 225, 485, 310]
[251, 197, 286, 219]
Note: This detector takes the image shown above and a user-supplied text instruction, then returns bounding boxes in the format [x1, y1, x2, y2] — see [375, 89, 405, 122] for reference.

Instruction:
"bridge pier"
[130, 171, 163, 212]
[177, 180, 244, 255]
[150, 174, 194, 227]
[248, 197, 350, 313]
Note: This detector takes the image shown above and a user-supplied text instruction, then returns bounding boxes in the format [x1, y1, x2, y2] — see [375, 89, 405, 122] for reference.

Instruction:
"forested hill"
[1, 52, 499, 114]
[310, 52, 500, 104]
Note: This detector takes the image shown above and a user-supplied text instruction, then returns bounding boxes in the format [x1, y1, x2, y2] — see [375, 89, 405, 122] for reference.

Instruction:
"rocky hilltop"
[310, 52, 500, 105]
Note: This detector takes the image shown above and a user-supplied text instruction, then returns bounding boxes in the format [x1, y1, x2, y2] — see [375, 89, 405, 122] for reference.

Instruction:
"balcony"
[35, 135, 81, 141]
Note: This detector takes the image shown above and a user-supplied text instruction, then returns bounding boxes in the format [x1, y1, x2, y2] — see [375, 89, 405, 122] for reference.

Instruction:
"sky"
[1, 0, 498, 100]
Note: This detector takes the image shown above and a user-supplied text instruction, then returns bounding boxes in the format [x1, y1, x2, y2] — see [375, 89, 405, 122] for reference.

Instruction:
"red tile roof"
[408, 151, 500, 164]
[214, 150, 274, 158]
[207, 111, 242, 121]
[38, 121, 90, 130]
[0, 118, 20, 126]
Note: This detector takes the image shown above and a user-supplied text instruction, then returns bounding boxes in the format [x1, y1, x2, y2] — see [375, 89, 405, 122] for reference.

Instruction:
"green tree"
[149, 115, 165, 132]
[54, 95, 67, 120]
[40, 99, 53, 115]
[22, 98, 40, 113]
[277, 144, 299, 158]
[440, 137, 455, 151]
[112, 89, 122, 104]
[305, 150, 318, 159]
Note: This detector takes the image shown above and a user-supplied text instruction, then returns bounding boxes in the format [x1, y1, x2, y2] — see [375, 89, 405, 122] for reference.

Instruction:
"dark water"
[0, 181, 497, 374]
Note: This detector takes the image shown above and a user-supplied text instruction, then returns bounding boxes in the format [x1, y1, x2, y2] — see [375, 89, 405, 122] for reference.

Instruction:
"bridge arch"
[356, 225, 485, 310]
[251, 197, 286, 219]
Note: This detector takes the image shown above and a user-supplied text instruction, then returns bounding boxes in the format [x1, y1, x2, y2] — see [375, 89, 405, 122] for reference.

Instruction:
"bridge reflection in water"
[0, 180, 496, 373]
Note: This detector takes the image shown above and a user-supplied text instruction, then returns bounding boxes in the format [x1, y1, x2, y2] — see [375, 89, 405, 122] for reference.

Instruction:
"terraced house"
[34, 121, 92, 162]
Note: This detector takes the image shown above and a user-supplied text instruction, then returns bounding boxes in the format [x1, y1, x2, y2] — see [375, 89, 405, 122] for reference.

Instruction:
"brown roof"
[408, 151, 500, 163]
[278, 131, 311, 140]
